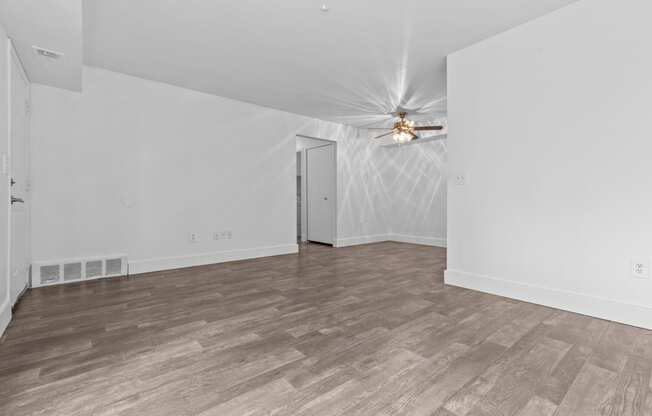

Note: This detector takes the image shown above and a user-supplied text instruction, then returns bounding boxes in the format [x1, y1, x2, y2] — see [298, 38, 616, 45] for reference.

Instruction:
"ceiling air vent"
[32, 45, 64, 60]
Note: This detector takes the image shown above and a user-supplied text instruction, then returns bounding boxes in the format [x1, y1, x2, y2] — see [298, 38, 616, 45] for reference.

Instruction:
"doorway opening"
[296, 136, 336, 246]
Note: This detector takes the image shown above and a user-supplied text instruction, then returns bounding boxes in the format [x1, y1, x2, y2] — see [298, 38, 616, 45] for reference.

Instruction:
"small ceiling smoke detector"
[320, 4, 329, 12]
[32, 45, 64, 60]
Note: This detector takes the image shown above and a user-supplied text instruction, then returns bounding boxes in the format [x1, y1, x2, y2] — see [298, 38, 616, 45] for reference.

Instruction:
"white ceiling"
[3, 1, 579, 125]
[0, 0, 82, 91]
[83, 0, 578, 127]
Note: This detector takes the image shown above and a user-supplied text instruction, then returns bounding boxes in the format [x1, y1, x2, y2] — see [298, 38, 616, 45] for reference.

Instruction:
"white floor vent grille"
[32, 255, 128, 288]
[86, 260, 103, 278]
[40, 265, 60, 285]
[105, 258, 123, 276]
[64, 263, 82, 281]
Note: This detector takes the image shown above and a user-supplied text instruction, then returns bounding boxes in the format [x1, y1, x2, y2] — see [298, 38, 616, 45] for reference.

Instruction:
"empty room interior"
[1, 1, 652, 415]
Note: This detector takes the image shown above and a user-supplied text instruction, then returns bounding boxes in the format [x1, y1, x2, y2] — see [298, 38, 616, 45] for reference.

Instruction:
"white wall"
[447, 0, 652, 329]
[30, 66, 388, 273]
[297, 132, 448, 248]
[384, 140, 447, 247]
[334, 127, 393, 247]
[0, 25, 10, 336]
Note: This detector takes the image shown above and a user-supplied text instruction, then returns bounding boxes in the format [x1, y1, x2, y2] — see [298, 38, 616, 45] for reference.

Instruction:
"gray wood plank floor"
[1, 242, 651, 415]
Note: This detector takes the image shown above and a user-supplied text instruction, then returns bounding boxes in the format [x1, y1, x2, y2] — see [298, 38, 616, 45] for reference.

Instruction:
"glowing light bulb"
[393, 131, 411, 144]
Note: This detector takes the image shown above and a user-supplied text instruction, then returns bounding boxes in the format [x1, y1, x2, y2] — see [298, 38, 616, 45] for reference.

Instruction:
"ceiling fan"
[372, 111, 444, 143]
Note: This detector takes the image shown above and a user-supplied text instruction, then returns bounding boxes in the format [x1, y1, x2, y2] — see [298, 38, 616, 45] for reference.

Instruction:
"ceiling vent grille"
[32, 45, 64, 60]
[32, 255, 127, 288]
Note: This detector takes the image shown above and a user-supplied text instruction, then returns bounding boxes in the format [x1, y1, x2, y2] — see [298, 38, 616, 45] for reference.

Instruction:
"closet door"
[306, 144, 334, 245]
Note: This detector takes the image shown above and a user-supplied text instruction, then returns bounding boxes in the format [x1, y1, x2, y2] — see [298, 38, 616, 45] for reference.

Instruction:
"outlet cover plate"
[631, 258, 649, 279]
[454, 173, 468, 186]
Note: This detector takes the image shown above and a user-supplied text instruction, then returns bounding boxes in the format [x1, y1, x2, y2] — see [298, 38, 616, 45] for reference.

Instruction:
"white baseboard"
[334, 235, 389, 248]
[334, 234, 447, 248]
[129, 235, 446, 275]
[389, 234, 447, 248]
[0, 296, 11, 338]
[129, 244, 299, 275]
[445, 269, 652, 330]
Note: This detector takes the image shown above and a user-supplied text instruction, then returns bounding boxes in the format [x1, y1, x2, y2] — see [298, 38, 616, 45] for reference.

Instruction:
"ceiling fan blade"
[413, 125, 444, 131]
[373, 131, 395, 139]
[367, 127, 395, 130]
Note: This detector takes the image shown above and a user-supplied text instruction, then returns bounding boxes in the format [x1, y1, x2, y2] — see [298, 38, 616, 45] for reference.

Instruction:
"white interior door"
[306, 144, 334, 244]
[9, 49, 30, 305]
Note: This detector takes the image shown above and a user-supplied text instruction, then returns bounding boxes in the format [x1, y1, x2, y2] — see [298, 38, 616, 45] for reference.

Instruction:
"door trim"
[7, 39, 31, 308]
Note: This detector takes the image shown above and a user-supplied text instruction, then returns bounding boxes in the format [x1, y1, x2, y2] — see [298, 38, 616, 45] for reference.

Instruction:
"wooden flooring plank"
[1, 242, 652, 416]
[555, 363, 619, 416]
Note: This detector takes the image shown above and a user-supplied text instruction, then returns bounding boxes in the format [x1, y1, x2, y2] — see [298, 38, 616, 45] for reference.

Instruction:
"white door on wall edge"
[306, 144, 334, 245]
[9, 47, 30, 305]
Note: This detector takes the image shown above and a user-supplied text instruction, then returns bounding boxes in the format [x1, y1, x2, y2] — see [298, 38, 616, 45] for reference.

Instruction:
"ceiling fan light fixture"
[393, 131, 413, 144]
[373, 110, 444, 142]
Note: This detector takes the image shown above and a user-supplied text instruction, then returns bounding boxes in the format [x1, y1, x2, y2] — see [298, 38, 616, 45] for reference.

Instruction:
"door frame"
[304, 142, 336, 245]
[296, 135, 337, 245]
[7, 39, 31, 305]
[299, 150, 307, 242]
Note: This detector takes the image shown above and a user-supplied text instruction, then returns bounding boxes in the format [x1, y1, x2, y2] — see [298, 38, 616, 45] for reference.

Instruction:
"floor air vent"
[40, 265, 60, 285]
[85, 260, 103, 278]
[105, 258, 123, 276]
[32, 255, 128, 288]
[64, 263, 82, 281]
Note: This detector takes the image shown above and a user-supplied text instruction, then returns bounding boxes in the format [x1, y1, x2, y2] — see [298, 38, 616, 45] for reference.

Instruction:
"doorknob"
[11, 196, 24, 204]
[323, 197, 328, 200]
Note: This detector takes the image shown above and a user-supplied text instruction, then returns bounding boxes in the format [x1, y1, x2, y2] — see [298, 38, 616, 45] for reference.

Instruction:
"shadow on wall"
[338, 129, 394, 240]
[383, 140, 447, 239]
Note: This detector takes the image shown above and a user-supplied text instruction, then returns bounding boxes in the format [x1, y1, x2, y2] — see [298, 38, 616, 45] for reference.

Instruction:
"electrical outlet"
[631, 258, 649, 279]
[454, 173, 468, 186]
[189, 232, 199, 243]
[212, 231, 232, 241]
